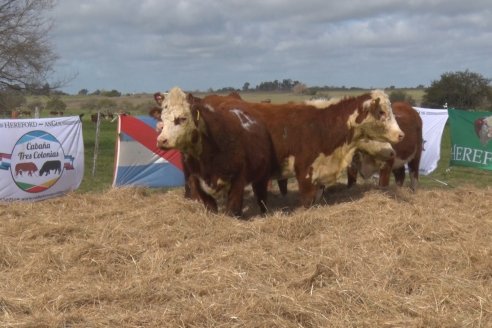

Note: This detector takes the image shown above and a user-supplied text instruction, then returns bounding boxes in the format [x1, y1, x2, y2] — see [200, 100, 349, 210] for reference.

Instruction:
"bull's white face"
[356, 139, 395, 161]
[357, 153, 382, 180]
[351, 90, 404, 144]
[156, 87, 198, 152]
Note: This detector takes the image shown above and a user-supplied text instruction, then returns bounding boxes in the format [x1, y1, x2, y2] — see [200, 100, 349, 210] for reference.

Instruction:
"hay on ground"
[0, 184, 491, 327]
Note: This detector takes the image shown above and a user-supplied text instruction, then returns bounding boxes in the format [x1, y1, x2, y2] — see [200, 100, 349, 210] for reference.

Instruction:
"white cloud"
[48, 0, 492, 94]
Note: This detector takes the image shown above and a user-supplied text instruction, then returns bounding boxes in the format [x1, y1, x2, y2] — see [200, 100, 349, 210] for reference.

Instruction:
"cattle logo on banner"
[2, 130, 76, 193]
[474, 115, 492, 146]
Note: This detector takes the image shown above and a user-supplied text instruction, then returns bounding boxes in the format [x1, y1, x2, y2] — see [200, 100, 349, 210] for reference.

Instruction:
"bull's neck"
[185, 127, 218, 164]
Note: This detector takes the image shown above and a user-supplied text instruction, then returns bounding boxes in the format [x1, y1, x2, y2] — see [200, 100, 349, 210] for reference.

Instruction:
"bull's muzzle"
[156, 139, 169, 150]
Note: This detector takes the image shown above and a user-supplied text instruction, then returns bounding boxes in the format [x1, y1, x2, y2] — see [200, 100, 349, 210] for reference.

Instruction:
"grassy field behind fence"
[75, 91, 491, 193]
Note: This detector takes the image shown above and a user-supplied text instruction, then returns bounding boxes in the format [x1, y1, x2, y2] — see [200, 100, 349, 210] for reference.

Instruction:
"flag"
[112, 115, 185, 187]
[0, 152, 12, 170]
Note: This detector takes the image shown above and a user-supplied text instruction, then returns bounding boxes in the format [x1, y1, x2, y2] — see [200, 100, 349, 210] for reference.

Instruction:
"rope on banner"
[427, 177, 451, 187]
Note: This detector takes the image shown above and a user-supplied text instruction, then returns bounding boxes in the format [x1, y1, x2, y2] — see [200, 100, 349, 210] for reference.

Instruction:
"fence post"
[92, 111, 101, 177]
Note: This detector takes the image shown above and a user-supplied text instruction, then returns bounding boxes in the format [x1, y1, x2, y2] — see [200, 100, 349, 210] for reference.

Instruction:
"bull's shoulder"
[392, 102, 423, 126]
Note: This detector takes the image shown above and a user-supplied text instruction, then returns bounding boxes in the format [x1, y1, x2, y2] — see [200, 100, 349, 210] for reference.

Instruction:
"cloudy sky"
[49, 0, 492, 94]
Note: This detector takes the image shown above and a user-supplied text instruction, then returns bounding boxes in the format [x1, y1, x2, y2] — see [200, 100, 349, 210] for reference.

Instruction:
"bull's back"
[218, 101, 328, 158]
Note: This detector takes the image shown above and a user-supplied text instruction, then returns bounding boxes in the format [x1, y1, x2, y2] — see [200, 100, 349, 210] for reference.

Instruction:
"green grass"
[71, 92, 490, 194]
[78, 117, 117, 192]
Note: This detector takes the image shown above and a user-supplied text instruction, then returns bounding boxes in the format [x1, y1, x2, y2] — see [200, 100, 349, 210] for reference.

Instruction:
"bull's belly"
[279, 147, 355, 186]
[392, 148, 417, 169]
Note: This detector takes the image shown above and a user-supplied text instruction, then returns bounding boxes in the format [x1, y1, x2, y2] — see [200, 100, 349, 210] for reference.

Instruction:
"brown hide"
[347, 102, 423, 190]
[157, 91, 275, 216]
[184, 99, 275, 217]
[211, 94, 389, 207]
[153, 92, 245, 201]
[199, 94, 289, 196]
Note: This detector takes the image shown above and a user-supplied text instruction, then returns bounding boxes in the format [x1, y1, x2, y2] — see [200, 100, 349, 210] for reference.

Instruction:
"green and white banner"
[448, 109, 492, 170]
[0, 116, 84, 201]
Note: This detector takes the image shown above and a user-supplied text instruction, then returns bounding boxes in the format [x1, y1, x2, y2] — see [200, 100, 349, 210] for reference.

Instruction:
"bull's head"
[156, 87, 204, 153]
[354, 90, 404, 144]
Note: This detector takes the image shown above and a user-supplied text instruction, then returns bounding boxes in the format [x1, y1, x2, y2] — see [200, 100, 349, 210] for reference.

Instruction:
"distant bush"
[422, 70, 491, 109]
[101, 89, 122, 97]
[46, 96, 67, 112]
[90, 89, 121, 97]
[389, 90, 416, 106]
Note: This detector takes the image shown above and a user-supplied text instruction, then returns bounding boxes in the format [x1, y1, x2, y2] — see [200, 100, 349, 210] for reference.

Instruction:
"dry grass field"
[1, 182, 491, 327]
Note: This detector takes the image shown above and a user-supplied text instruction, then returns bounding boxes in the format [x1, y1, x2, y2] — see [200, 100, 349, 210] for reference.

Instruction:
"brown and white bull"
[156, 87, 275, 217]
[152, 91, 248, 201]
[347, 101, 423, 190]
[199, 90, 404, 207]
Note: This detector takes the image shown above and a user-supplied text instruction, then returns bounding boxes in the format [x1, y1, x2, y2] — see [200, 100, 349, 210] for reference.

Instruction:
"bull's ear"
[190, 104, 201, 124]
[187, 93, 194, 103]
[187, 93, 200, 106]
[371, 97, 381, 111]
[187, 93, 203, 105]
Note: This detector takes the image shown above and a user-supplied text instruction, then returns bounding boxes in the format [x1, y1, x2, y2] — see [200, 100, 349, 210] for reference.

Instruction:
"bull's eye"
[174, 116, 187, 125]
[379, 109, 387, 120]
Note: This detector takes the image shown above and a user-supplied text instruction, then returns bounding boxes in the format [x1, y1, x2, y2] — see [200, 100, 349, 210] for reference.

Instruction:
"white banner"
[413, 107, 449, 175]
[0, 116, 84, 201]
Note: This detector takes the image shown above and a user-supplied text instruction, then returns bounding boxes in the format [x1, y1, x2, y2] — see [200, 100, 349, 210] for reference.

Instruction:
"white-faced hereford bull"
[347, 101, 423, 190]
[202, 90, 404, 207]
[152, 91, 248, 201]
[156, 87, 275, 217]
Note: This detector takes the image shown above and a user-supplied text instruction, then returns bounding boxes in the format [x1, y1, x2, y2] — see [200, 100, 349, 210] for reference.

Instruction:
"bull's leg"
[225, 177, 246, 218]
[378, 160, 393, 187]
[346, 165, 358, 188]
[182, 157, 192, 199]
[188, 176, 218, 213]
[186, 175, 201, 201]
[407, 157, 420, 191]
[276, 179, 288, 196]
[252, 178, 270, 214]
[393, 166, 406, 187]
[200, 192, 218, 213]
[296, 174, 318, 208]
[184, 181, 192, 198]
